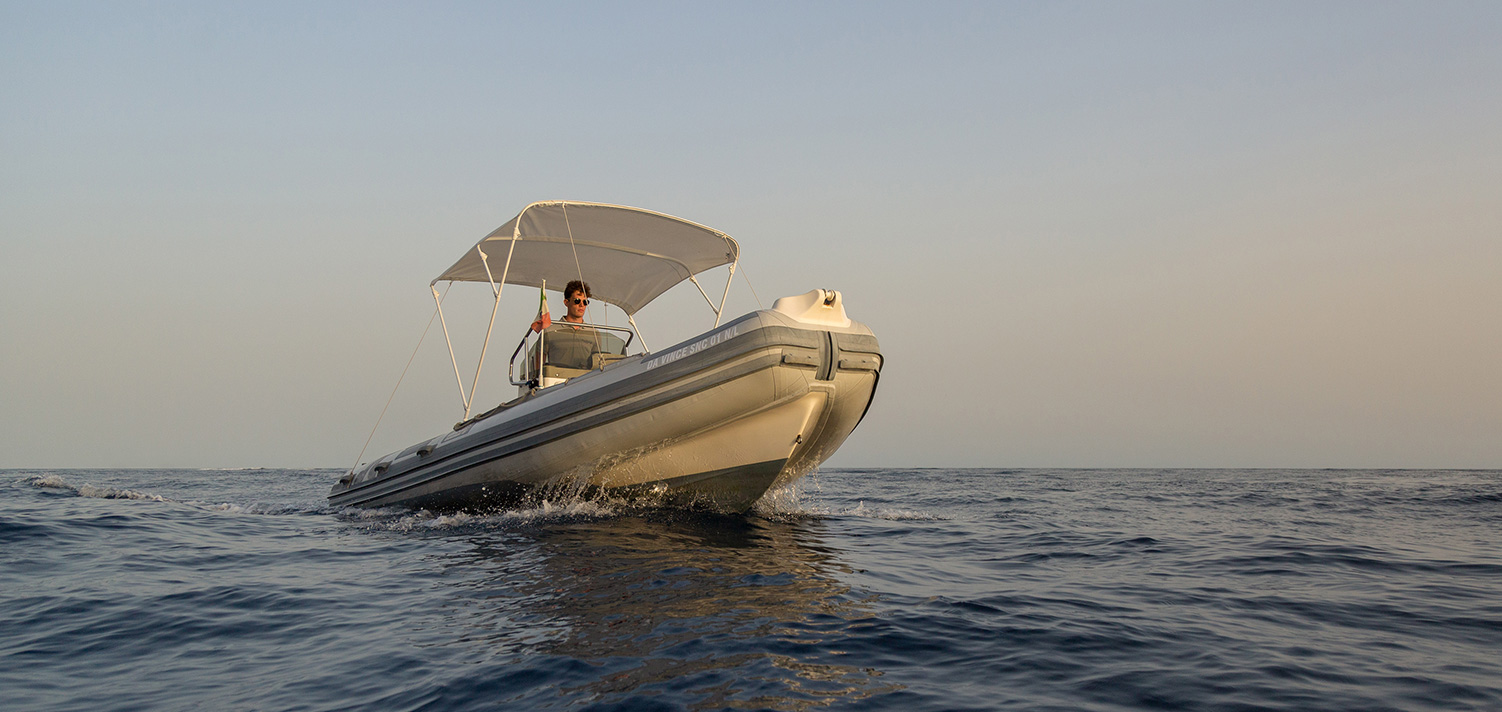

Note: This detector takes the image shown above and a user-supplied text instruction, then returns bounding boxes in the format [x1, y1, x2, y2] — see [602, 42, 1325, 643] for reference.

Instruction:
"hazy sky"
[3, 2, 1499, 469]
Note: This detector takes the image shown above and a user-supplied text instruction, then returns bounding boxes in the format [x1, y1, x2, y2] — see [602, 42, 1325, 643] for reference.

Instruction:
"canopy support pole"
[465, 243, 511, 420]
[714, 260, 737, 328]
[627, 314, 649, 353]
[462, 223, 522, 419]
[433, 283, 469, 413]
[466, 288, 500, 420]
[688, 275, 720, 317]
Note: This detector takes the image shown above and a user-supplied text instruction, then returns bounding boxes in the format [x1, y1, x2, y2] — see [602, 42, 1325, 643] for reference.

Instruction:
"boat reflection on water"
[421, 509, 901, 709]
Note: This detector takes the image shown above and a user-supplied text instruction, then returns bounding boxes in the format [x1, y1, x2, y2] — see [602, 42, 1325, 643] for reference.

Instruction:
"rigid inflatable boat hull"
[329, 309, 880, 513]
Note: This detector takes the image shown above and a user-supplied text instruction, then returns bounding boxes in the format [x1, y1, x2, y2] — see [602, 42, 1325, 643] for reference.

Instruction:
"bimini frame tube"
[432, 283, 469, 413]
[626, 313, 649, 353]
[463, 221, 521, 419]
[688, 253, 739, 328]
[714, 259, 737, 328]
[687, 275, 720, 318]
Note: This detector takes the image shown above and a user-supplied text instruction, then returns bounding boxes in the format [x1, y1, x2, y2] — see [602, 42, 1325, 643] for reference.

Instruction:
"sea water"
[3, 468, 1499, 711]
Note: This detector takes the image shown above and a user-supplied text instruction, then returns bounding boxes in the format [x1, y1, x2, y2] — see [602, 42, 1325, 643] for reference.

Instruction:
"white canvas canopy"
[436, 201, 739, 316]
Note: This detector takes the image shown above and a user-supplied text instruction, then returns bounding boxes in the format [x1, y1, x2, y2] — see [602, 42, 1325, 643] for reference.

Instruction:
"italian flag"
[530, 284, 552, 332]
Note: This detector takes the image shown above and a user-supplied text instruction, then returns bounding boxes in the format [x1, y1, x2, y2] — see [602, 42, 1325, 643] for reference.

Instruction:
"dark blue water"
[3, 468, 1500, 711]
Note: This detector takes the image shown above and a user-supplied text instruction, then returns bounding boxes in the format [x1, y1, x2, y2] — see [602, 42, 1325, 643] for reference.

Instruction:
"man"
[537, 280, 600, 371]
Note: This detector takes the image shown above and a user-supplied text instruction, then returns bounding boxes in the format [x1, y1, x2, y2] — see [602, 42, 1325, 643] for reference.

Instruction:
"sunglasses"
[570, 298, 590, 306]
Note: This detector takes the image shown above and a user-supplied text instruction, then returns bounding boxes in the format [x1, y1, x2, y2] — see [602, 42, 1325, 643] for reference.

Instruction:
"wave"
[28, 474, 329, 516]
[204, 501, 329, 516]
[31, 474, 169, 503]
[341, 499, 618, 533]
[838, 500, 947, 521]
[755, 478, 946, 521]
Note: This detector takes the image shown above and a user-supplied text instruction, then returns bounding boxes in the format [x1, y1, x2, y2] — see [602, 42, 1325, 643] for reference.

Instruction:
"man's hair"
[564, 280, 591, 300]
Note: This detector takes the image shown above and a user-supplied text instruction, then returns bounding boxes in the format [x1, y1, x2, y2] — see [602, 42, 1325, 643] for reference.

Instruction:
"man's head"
[564, 280, 591, 321]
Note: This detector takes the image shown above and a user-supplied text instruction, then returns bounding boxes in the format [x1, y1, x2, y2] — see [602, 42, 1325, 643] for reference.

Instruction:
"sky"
[2, 1, 1499, 469]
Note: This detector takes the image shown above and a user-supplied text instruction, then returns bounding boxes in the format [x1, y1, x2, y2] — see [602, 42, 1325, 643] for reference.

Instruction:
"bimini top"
[435, 201, 739, 316]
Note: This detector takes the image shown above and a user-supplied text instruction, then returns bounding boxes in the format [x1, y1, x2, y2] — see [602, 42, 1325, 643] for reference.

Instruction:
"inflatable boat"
[329, 201, 881, 512]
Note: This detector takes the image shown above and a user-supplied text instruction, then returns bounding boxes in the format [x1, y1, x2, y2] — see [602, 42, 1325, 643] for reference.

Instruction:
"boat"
[328, 201, 882, 513]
